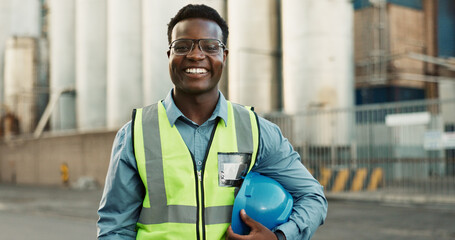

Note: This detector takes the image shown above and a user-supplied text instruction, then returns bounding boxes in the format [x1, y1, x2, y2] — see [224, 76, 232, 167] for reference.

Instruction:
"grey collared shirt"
[97, 90, 327, 240]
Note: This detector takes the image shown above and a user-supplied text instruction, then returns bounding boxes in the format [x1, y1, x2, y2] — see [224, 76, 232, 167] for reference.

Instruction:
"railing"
[263, 98, 455, 196]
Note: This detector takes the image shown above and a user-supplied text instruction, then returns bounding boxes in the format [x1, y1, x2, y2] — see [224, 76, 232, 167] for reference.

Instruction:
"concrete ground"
[1, 184, 455, 240]
[0, 184, 101, 240]
[314, 199, 455, 240]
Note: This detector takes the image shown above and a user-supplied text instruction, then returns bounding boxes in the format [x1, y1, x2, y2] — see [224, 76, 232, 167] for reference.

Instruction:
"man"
[97, 4, 327, 240]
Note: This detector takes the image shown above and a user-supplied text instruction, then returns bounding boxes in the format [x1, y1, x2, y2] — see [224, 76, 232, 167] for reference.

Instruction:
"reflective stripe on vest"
[132, 100, 259, 240]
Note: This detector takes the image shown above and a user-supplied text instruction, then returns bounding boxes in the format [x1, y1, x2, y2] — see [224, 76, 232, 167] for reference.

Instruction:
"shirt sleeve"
[252, 117, 328, 240]
[97, 121, 145, 239]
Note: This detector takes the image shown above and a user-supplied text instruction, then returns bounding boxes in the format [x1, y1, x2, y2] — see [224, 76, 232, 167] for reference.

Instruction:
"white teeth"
[185, 68, 207, 74]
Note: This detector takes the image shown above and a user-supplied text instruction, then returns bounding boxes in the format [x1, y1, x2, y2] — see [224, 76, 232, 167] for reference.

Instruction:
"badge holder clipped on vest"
[231, 172, 293, 235]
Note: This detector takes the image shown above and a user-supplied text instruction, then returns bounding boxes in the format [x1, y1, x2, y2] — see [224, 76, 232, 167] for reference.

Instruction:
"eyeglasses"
[169, 39, 227, 56]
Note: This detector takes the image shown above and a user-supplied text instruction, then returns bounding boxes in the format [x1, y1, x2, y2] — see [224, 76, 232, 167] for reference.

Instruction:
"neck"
[173, 89, 219, 126]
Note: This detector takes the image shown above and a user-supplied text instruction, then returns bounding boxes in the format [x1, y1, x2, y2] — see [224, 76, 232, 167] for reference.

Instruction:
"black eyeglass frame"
[168, 39, 227, 56]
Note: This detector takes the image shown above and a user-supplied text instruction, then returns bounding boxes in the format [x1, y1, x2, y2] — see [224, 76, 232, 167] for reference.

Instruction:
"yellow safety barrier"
[308, 168, 314, 176]
[351, 168, 367, 191]
[367, 168, 383, 191]
[319, 168, 332, 189]
[313, 167, 383, 192]
[332, 169, 349, 192]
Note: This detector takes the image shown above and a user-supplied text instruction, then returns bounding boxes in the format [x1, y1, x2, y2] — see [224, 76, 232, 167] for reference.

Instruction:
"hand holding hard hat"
[226, 209, 279, 240]
[227, 172, 293, 238]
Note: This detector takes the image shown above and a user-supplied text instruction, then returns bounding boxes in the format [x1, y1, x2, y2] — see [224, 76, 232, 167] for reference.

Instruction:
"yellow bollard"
[60, 163, 69, 186]
[319, 168, 332, 189]
[367, 168, 383, 191]
[351, 168, 367, 192]
[332, 169, 349, 192]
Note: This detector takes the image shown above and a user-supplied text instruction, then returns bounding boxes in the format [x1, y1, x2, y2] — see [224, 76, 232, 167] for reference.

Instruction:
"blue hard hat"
[231, 172, 293, 235]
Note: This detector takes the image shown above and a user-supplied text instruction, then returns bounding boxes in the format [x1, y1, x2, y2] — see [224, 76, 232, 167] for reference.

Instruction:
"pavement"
[1, 184, 455, 239]
[314, 198, 455, 240]
[326, 189, 455, 206]
[0, 184, 102, 220]
[2, 183, 455, 217]
[0, 184, 102, 240]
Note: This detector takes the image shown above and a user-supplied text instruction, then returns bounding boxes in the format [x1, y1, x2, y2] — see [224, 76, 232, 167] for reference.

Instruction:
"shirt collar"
[162, 89, 228, 127]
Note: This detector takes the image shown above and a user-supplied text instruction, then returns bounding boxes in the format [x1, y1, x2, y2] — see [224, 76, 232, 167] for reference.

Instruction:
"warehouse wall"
[0, 131, 116, 187]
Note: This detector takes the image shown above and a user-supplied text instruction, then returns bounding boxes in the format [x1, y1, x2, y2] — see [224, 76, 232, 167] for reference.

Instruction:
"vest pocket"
[217, 152, 252, 187]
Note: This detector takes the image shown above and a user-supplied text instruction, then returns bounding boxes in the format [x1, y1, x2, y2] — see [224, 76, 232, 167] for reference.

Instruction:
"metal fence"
[264, 98, 455, 196]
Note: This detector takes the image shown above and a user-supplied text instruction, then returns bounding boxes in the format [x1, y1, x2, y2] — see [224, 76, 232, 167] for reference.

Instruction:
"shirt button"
[197, 161, 202, 165]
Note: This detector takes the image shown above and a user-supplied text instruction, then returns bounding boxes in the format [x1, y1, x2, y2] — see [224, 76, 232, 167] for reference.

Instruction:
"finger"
[226, 225, 234, 236]
[240, 209, 260, 229]
[226, 225, 248, 240]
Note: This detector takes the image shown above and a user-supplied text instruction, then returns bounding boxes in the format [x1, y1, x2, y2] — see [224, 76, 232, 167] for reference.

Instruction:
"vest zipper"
[199, 118, 220, 240]
[191, 155, 201, 240]
[198, 170, 205, 240]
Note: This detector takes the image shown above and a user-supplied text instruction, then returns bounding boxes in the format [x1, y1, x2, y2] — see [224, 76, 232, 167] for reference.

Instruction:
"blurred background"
[1, 0, 455, 239]
[0, 0, 455, 200]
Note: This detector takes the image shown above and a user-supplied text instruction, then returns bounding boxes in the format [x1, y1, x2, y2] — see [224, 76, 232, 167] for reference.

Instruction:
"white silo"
[191, 0, 225, 12]
[0, 0, 41, 112]
[3, 37, 37, 134]
[0, 0, 11, 105]
[107, 0, 143, 128]
[142, 0, 185, 105]
[75, 0, 107, 131]
[9, 0, 41, 36]
[228, 0, 280, 113]
[282, 0, 354, 145]
[48, 0, 77, 131]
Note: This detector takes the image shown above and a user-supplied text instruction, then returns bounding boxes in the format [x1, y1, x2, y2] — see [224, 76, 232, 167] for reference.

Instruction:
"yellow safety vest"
[132, 100, 259, 240]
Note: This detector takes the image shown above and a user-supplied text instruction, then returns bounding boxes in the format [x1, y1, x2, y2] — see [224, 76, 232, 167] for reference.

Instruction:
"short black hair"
[167, 4, 229, 45]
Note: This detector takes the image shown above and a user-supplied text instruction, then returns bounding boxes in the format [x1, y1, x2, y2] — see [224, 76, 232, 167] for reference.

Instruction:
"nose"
[186, 42, 205, 60]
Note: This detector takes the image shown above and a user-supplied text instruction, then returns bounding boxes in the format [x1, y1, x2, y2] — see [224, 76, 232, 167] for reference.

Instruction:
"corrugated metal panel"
[438, 0, 455, 57]
[388, 0, 422, 9]
[353, 0, 371, 10]
[355, 86, 425, 105]
[354, 0, 422, 10]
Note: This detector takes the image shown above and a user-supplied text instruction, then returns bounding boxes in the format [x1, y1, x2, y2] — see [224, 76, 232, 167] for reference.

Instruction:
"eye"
[205, 44, 218, 51]
[175, 45, 190, 51]
[202, 40, 220, 53]
[172, 40, 192, 53]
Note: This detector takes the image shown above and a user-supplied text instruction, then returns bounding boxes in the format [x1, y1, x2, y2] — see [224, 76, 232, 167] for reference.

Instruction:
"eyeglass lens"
[172, 39, 222, 55]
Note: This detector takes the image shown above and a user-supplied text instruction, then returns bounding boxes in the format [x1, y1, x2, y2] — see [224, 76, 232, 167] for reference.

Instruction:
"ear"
[222, 49, 229, 64]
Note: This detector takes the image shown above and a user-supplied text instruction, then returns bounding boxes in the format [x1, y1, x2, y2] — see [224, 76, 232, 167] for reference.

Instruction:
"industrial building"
[0, 0, 454, 197]
[354, 0, 455, 105]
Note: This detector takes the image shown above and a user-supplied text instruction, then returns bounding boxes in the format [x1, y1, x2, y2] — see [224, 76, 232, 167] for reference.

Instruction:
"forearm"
[254, 151, 327, 239]
[97, 122, 145, 239]
[276, 185, 327, 240]
[97, 177, 144, 239]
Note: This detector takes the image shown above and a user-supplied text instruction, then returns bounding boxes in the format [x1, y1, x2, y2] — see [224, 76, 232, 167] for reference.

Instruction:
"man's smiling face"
[167, 18, 228, 96]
